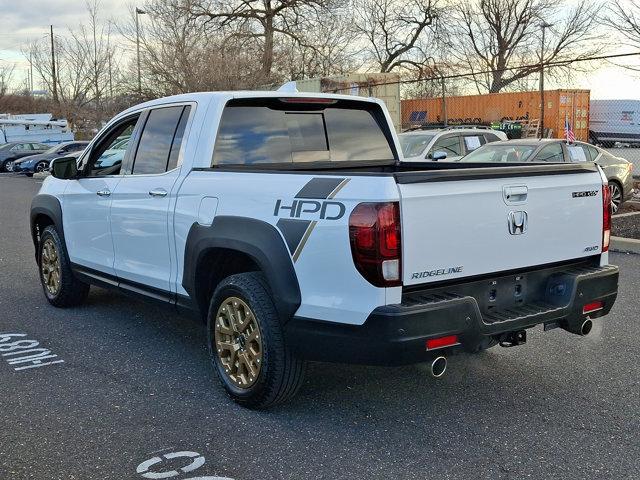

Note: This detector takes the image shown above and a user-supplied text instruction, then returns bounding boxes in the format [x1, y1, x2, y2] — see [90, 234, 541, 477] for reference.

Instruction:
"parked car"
[0, 142, 50, 172]
[460, 139, 634, 213]
[12, 141, 89, 176]
[32, 91, 618, 408]
[399, 127, 507, 162]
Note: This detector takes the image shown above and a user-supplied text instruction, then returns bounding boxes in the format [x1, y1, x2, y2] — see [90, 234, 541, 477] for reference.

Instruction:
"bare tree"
[607, 0, 640, 48]
[279, 2, 363, 79]
[353, 0, 441, 75]
[24, 2, 119, 130]
[452, 0, 603, 93]
[0, 63, 15, 98]
[188, 0, 327, 81]
[119, 1, 265, 95]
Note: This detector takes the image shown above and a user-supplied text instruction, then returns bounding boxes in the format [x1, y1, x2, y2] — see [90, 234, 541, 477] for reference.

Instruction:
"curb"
[610, 236, 640, 254]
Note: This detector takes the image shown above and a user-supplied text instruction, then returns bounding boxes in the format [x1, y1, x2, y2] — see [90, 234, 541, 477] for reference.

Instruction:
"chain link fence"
[312, 53, 640, 175]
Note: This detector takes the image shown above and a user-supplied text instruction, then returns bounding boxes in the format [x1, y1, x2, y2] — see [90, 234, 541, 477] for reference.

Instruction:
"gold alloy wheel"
[214, 296, 263, 389]
[41, 238, 61, 296]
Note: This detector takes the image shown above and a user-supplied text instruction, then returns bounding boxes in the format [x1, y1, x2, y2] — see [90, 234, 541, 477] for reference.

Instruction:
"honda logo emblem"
[508, 211, 528, 235]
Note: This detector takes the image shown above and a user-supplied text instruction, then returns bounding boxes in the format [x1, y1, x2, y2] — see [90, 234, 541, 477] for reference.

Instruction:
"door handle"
[503, 185, 528, 204]
[96, 189, 111, 197]
[149, 188, 168, 198]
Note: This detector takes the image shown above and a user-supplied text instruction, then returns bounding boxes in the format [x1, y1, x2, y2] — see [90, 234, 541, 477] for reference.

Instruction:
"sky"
[0, 0, 639, 100]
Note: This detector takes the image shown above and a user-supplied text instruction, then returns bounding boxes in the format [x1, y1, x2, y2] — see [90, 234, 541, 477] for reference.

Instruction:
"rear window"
[212, 99, 395, 166]
[460, 144, 537, 163]
[399, 134, 434, 158]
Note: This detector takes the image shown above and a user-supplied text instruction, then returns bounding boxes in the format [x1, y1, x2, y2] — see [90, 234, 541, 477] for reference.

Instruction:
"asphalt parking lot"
[0, 174, 638, 480]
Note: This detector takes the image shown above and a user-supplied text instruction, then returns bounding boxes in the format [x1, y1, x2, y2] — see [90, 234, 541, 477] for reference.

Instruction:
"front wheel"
[35, 161, 49, 173]
[39, 226, 90, 307]
[207, 272, 305, 409]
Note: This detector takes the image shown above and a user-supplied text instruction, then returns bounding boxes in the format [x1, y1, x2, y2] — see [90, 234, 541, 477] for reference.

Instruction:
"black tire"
[35, 161, 49, 173]
[207, 272, 305, 409]
[38, 225, 90, 307]
[0, 159, 9, 172]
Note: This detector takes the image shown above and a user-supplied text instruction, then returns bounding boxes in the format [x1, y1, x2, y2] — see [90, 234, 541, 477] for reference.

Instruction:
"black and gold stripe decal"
[276, 177, 350, 262]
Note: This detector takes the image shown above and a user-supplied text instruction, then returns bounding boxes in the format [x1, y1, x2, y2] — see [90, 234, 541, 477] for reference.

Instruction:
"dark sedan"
[11, 141, 89, 176]
[0, 142, 50, 172]
[460, 139, 634, 213]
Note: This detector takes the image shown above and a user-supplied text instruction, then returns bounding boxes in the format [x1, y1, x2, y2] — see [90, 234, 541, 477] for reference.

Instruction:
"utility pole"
[135, 8, 146, 98]
[539, 22, 552, 139]
[29, 51, 33, 94]
[441, 76, 448, 127]
[50, 25, 59, 104]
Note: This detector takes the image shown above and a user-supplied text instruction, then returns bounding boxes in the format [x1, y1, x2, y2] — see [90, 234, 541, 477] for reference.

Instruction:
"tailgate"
[398, 165, 604, 286]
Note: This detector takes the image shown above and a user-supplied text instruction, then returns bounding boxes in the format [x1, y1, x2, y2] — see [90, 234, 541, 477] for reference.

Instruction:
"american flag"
[565, 113, 575, 143]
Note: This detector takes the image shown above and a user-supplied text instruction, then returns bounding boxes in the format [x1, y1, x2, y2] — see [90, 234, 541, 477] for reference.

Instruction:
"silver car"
[460, 139, 634, 213]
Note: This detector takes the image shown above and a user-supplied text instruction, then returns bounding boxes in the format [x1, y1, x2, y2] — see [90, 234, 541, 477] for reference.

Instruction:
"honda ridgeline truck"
[31, 91, 619, 408]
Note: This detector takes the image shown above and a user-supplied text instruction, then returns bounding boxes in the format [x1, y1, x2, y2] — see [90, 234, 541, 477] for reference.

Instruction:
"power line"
[325, 51, 640, 93]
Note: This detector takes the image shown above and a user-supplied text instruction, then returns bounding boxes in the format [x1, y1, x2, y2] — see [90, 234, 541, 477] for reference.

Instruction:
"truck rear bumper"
[285, 262, 619, 366]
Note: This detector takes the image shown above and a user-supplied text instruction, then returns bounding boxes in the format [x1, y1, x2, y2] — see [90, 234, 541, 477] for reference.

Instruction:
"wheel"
[5, 160, 14, 172]
[35, 161, 48, 173]
[0, 159, 9, 172]
[207, 272, 305, 408]
[609, 181, 623, 214]
[39, 226, 90, 307]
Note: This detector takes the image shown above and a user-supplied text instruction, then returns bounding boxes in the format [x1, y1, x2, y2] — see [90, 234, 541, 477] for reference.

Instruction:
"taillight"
[602, 184, 611, 252]
[349, 202, 402, 287]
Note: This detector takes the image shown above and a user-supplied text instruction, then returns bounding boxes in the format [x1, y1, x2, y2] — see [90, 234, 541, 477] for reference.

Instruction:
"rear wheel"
[609, 181, 623, 214]
[35, 161, 49, 173]
[207, 272, 305, 408]
[4, 160, 14, 172]
[39, 226, 90, 307]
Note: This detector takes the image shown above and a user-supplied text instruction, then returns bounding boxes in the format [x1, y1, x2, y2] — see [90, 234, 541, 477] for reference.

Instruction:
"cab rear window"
[212, 99, 396, 166]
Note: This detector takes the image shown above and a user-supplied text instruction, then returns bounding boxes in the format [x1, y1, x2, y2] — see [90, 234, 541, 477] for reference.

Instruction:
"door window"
[532, 143, 565, 162]
[85, 116, 140, 176]
[131, 106, 187, 175]
[11, 143, 30, 151]
[428, 135, 462, 158]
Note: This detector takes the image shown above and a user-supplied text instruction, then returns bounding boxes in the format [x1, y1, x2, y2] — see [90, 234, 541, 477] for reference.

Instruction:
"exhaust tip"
[581, 319, 593, 336]
[430, 356, 447, 378]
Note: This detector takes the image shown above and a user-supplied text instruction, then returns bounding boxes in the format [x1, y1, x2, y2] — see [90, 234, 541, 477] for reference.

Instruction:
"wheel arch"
[182, 216, 301, 323]
[30, 194, 64, 262]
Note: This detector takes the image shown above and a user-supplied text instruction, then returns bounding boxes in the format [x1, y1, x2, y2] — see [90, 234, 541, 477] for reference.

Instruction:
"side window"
[588, 145, 600, 161]
[31, 143, 46, 150]
[533, 143, 565, 162]
[132, 106, 186, 175]
[463, 135, 486, 153]
[166, 106, 191, 171]
[11, 143, 29, 151]
[484, 133, 501, 142]
[567, 144, 590, 162]
[86, 116, 140, 176]
[429, 135, 462, 158]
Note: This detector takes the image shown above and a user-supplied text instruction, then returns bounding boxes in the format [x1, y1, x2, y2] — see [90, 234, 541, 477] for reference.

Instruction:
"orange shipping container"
[401, 89, 590, 142]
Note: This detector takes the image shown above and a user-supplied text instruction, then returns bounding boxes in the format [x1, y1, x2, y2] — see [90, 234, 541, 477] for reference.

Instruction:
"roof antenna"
[277, 81, 298, 93]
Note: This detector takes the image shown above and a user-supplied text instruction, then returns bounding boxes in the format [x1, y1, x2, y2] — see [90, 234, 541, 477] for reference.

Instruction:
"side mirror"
[51, 156, 78, 179]
[431, 150, 448, 161]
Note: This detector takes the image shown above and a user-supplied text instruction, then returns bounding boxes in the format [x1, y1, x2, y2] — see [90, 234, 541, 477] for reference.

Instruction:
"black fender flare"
[30, 194, 64, 261]
[182, 216, 301, 322]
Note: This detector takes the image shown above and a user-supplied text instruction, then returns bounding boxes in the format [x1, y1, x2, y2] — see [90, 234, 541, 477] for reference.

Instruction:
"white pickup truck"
[31, 91, 619, 408]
